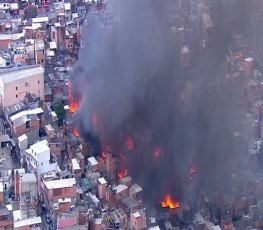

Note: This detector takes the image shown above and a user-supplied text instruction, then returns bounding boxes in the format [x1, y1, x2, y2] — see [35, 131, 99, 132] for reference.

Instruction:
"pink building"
[0, 65, 44, 108]
[88, 156, 99, 172]
[115, 184, 128, 201]
[130, 209, 147, 230]
[98, 177, 107, 199]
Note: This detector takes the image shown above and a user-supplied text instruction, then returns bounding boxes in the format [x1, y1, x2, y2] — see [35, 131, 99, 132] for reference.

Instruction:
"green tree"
[54, 100, 65, 126]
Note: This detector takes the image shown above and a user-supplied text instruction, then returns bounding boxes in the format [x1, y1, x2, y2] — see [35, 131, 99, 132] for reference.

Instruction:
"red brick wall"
[15, 226, 32, 230]
[47, 186, 76, 201]
[13, 119, 40, 137]
[35, 50, 45, 66]
[116, 188, 128, 201]
[0, 39, 12, 48]
[58, 201, 71, 212]
[0, 219, 13, 229]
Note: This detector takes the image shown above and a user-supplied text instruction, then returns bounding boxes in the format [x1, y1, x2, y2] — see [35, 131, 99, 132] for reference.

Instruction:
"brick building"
[43, 177, 76, 202]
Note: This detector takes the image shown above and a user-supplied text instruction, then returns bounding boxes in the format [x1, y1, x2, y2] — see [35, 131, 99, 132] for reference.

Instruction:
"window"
[41, 59, 44, 63]
[43, 50, 44, 54]
[38, 90, 40, 94]
[38, 80, 40, 84]
[25, 82, 29, 87]
[16, 94, 18, 98]
[16, 87, 18, 90]
[26, 121, 30, 129]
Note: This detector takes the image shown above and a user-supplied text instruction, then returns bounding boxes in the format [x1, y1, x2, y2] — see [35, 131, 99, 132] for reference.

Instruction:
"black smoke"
[71, 0, 246, 202]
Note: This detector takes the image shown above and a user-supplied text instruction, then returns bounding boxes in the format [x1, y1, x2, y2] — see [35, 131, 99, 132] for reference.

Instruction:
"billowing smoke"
[71, 0, 245, 202]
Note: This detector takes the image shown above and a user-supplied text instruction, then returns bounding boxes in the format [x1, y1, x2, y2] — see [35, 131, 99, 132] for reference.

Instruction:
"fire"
[117, 169, 128, 179]
[102, 151, 107, 158]
[161, 195, 180, 209]
[126, 136, 134, 150]
[73, 128, 80, 137]
[69, 102, 79, 113]
[68, 80, 79, 114]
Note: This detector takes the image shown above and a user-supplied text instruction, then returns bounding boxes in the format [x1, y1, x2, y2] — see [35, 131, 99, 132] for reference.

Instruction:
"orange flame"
[126, 136, 134, 150]
[161, 195, 180, 209]
[117, 169, 128, 179]
[69, 102, 79, 113]
[73, 128, 79, 137]
[68, 80, 79, 114]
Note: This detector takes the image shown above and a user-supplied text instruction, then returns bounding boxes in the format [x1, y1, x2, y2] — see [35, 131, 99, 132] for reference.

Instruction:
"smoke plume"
[71, 0, 245, 202]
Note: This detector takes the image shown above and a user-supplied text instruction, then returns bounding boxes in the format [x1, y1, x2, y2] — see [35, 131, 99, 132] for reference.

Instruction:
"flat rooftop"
[0, 65, 44, 84]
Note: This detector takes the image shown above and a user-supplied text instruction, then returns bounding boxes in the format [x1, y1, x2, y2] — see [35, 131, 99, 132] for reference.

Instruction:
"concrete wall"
[0, 71, 44, 107]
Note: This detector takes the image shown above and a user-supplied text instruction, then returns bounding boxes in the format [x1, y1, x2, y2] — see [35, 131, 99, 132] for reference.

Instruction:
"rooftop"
[72, 158, 81, 171]
[18, 134, 28, 143]
[12, 113, 39, 127]
[32, 17, 48, 23]
[44, 177, 76, 190]
[114, 184, 128, 193]
[88, 156, 98, 166]
[20, 173, 37, 183]
[98, 177, 107, 185]
[0, 32, 24, 41]
[133, 211, 141, 218]
[212, 226, 222, 230]
[14, 216, 42, 228]
[0, 65, 44, 84]
[26, 140, 49, 161]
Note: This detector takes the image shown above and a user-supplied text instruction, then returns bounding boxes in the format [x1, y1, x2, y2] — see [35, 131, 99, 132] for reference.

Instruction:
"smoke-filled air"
[70, 0, 246, 203]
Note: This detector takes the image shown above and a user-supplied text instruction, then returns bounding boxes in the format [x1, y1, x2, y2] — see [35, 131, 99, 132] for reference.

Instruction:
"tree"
[54, 100, 65, 126]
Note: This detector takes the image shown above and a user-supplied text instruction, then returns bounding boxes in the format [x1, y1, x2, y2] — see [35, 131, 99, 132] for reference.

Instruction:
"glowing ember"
[69, 102, 79, 113]
[102, 151, 107, 158]
[73, 128, 80, 137]
[161, 195, 180, 209]
[126, 136, 134, 150]
[117, 169, 128, 179]
[153, 146, 162, 161]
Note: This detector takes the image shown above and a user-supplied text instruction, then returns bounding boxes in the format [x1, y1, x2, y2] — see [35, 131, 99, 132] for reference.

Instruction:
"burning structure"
[71, 0, 245, 204]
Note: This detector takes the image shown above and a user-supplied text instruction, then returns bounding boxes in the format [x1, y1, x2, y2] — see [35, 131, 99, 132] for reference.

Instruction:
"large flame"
[68, 81, 79, 114]
[117, 169, 128, 179]
[161, 195, 180, 209]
